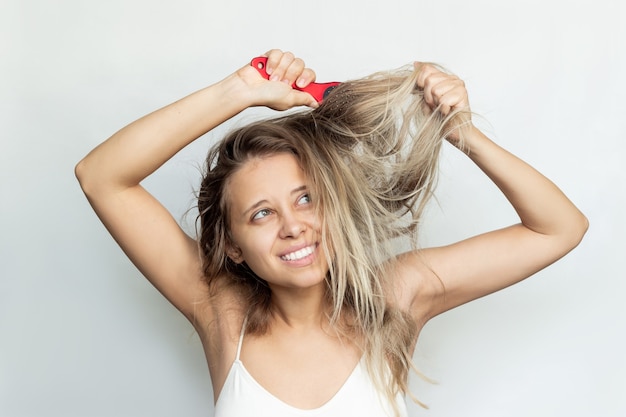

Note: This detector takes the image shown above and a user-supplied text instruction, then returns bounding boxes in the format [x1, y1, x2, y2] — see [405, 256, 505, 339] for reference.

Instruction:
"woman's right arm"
[75, 50, 317, 321]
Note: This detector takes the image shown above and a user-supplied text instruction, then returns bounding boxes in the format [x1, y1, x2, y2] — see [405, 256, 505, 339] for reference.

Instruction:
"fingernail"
[270, 75, 279, 82]
[296, 78, 306, 88]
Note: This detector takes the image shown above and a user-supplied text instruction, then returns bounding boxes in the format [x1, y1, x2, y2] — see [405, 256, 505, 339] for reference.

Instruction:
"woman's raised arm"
[75, 50, 318, 320]
[396, 64, 588, 322]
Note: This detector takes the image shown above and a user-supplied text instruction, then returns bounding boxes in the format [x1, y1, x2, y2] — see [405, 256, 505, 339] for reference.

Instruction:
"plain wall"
[1, 0, 624, 416]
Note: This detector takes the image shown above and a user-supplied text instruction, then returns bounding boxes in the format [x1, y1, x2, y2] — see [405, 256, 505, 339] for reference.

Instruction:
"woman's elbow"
[575, 212, 590, 243]
[74, 158, 86, 184]
[564, 210, 589, 251]
[74, 155, 99, 196]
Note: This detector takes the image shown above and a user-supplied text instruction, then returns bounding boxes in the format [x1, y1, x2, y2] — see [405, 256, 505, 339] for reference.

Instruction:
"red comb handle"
[250, 56, 340, 103]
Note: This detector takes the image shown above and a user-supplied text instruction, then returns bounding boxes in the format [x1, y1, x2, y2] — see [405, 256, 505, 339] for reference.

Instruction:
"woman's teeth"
[281, 245, 314, 261]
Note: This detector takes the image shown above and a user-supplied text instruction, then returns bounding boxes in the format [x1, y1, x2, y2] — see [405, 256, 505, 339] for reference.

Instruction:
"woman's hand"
[415, 63, 472, 145]
[236, 49, 319, 110]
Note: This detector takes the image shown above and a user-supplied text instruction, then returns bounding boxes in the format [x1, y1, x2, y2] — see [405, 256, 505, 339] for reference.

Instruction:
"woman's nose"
[279, 211, 306, 238]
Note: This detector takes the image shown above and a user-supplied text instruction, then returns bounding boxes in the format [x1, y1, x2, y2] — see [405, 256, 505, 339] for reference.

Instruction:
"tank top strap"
[235, 315, 248, 361]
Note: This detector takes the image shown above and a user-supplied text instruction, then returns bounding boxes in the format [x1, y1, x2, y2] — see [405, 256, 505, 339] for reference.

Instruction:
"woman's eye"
[252, 209, 271, 221]
[297, 194, 311, 205]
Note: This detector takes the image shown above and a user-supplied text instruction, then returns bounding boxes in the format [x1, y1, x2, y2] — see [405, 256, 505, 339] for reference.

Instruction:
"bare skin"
[75, 49, 588, 408]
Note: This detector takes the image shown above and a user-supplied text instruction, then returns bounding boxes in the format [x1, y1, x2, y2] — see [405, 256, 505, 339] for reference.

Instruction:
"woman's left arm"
[399, 65, 589, 322]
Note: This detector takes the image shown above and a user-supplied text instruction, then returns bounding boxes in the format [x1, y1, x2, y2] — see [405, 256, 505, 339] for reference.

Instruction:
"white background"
[2, 0, 624, 416]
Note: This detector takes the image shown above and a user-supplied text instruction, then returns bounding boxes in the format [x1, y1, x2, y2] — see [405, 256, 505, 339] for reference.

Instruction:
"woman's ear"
[226, 242, 244, 264]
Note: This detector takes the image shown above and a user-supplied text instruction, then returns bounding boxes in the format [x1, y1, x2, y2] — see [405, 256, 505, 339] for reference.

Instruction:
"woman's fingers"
[415, 62, 472, 144]
[282, 57, 305, 84]
[295, 68, 316, 88]
[433, 79, 468, 115]
[243, 49, 318, 109]
[265, 50, 295, 81]
[263, 49, 315, 87]
[415, 63, 469, 116]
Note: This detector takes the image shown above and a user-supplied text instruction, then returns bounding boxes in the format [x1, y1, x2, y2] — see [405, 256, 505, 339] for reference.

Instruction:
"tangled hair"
[197, 63, 469, 414]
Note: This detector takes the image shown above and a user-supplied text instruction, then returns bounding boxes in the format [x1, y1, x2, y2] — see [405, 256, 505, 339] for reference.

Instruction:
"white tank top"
[214, 318, 408, 417]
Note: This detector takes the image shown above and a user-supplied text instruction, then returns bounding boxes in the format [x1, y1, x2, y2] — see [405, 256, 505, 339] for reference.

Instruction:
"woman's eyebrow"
[291, 185, 308, 195]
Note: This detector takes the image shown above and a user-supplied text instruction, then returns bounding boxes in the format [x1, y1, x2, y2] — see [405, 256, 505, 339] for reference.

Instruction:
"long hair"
[196, 63, 468, 413]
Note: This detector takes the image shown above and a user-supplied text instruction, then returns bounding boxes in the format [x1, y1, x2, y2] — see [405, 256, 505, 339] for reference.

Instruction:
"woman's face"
[226, 152, 328, 292]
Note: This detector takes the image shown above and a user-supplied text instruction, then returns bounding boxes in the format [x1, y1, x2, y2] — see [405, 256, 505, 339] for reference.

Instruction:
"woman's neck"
[267, 282, 329, 330]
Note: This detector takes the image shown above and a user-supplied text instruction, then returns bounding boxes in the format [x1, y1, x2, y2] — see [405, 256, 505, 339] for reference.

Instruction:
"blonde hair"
[197, 63, 468, 414]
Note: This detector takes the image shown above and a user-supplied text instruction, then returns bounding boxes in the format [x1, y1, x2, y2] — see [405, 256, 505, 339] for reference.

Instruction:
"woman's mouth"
[280, 244, 316, 261]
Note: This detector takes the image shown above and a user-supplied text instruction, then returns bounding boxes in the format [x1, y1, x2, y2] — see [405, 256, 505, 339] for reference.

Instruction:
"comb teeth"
[320, 86, 355, 115]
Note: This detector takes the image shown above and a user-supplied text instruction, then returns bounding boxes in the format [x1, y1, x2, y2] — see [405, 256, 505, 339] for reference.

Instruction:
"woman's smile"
[279, 243, 318, 263]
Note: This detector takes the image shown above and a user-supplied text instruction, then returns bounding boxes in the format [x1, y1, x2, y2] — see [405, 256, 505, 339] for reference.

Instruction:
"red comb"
[250, 56, 340, 103]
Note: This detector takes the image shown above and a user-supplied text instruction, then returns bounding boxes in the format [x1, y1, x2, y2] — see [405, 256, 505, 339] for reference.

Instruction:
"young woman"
[75, 49, 588, 416]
